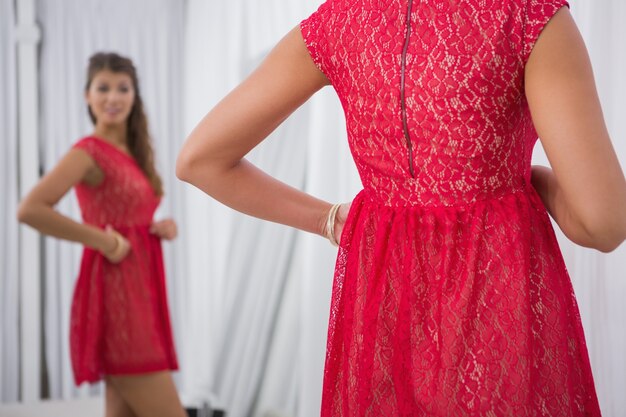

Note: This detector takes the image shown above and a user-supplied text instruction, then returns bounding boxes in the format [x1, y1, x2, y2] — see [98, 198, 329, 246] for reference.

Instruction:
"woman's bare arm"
[526, 8, 626, 252]
[177, 26, 340, 238]
[17, 149, 122, 255]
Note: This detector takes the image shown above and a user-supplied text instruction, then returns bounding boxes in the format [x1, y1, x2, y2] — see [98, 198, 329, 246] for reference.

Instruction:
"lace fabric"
[70, 136, 178, 384]
[301, 0, 601, 415]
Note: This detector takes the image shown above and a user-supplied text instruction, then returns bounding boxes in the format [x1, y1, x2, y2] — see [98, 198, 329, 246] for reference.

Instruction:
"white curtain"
[35, 0, 185, 399]
[0, 0, 20, 403]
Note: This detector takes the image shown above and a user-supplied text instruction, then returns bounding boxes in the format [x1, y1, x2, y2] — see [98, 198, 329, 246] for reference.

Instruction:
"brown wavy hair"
[85, 52, 163, 196]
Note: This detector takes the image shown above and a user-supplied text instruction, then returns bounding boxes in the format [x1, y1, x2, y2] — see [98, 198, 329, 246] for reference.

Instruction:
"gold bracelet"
[325, 203, 342, 247]
[111, 232, 126, 258]
[103, 230, 125, 260]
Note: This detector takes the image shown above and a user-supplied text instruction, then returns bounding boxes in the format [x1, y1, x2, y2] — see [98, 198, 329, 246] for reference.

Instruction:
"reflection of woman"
[177, 0, 626, 415]
[18, 52, 186, 417]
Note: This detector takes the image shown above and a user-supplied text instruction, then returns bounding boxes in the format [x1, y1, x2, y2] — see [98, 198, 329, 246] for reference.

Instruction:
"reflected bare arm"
[17, 149, 128, 260]
[177, 27, 338, 237]
[526, 8, 626, 252]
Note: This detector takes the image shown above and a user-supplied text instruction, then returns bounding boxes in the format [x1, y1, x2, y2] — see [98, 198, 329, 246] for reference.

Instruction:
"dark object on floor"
[185, 406, 226, 417]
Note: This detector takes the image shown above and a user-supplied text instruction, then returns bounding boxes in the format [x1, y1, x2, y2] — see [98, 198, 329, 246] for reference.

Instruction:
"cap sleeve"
[523, 0, 570, 63]
[73, 137, 104, 167]
[300, 0, 338, 82]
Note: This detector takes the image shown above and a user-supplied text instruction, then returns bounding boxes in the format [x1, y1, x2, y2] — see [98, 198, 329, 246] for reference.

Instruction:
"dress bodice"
[301, 0, 568, 207]
[73, 136, 160, 227]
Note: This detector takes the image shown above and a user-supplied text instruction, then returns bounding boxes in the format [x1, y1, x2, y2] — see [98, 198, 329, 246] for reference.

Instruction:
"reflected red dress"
[301, 0, 602, 415]
[70, 136, 178, 385]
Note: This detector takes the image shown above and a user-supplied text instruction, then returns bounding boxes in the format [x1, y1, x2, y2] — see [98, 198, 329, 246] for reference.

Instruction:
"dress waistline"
[360, 178, 534, 209]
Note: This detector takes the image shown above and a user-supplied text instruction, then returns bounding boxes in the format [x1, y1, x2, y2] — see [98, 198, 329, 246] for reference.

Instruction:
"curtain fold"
[0, 0, 20, 402]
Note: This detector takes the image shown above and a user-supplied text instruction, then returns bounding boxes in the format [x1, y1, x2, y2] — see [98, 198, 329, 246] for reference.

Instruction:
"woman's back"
[302, 0, 566, 207]
[301, 0, 602, 415]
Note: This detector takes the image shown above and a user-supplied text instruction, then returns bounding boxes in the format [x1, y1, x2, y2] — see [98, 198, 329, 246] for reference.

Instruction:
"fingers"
[332, 202, 352, 245]
[149, 219, 178, 240]
[338, 202, 351, 223]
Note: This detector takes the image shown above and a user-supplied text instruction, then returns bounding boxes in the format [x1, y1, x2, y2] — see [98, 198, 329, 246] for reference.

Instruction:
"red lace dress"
[301, 0, 602, 415]
[70, 136, 178, 385]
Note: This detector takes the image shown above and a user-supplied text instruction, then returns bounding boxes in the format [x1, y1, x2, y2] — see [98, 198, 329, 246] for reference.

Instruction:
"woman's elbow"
[175, 146, 199, 185]
[176, 139, 234, 188]
[591, 229, 625, 253]
[578, 216, 626, 253]
[17, 201, 36, 225]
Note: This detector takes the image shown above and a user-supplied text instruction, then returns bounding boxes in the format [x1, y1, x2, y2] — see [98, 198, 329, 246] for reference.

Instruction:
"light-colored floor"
[0, 398, 103, 417]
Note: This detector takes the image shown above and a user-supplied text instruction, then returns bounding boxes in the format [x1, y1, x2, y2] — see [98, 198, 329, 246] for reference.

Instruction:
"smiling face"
[85, 70, 136, 128]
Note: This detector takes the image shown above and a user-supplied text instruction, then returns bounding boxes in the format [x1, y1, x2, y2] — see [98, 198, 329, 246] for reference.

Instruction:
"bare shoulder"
[177, 25, 331, 179]
[276, 25, 330, 87]
[524, 6, 607, 158]
[24, 147, 100, 206]
[525, 7, 586, 87]
[241, 25, 330, 113]
[57, 148, 101, 185]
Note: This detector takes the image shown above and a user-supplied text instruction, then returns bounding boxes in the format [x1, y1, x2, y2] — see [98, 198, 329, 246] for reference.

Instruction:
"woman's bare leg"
[105, 371, 186, 417]
[105, 379, 137, 417]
